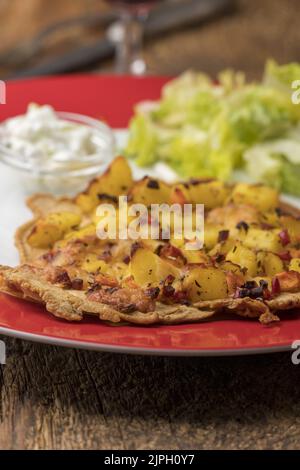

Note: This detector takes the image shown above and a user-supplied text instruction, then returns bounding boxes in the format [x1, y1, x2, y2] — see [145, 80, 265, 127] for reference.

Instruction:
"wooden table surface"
[1, 0, 300, 450]
[1, 342, 300, 450]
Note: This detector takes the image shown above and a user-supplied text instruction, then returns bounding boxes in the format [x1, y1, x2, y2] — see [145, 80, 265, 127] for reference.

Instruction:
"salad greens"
[125, 60, 300, 196]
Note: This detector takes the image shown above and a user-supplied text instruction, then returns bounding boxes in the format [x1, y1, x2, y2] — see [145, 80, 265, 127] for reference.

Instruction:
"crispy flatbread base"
[0, 264, 217, 325]
[1, 264, 299, 325]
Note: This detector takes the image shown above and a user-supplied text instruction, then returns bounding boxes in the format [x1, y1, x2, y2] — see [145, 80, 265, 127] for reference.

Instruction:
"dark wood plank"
[1, 337, 300, 449]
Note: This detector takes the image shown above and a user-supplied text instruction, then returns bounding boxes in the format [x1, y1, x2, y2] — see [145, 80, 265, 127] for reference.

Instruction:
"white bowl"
[0, 111, 116, 195]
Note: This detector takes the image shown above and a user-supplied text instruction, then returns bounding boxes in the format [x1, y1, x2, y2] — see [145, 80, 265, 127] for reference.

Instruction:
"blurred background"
[0, 0, 299, 80]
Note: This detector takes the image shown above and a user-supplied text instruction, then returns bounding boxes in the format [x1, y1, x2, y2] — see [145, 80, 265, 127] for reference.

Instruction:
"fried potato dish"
[1, 156, 300, 325]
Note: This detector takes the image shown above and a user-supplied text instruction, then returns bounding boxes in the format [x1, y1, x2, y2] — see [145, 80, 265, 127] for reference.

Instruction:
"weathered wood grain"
[1, 337, 300, 450]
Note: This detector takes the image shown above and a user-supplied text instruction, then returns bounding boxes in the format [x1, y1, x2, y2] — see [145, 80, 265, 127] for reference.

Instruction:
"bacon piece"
[44, 266, 72, 287]
[277, 251, 291, 262]
[279, 229, 291, 247]
[159, 244, 186, 266]
[94, 273, 119, 287]
[218, 230, 229, 243]
[226, 271, 244, 295]
[87, 286, 156, 313]
[162, 285, 175, 297]
[71, 278, 84, 290]
[271, 277, 281, 295]
[290, 248, 300, 258]
[123, 276, 139, 289]
[275, 271, 300, 293]
[145, 287, 160, 299]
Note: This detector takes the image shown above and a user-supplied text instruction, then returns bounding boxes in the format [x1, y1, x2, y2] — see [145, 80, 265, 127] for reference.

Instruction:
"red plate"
[0, 74, 299, 356]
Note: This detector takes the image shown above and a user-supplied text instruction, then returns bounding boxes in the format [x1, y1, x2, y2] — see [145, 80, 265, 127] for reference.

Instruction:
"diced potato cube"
[91, 156, 133, 197]
[280, 215, 300, 243]
[289, 258, 300, 273]
[257, 251, 284, 276]
[48, 212, 81, 231]
[209, 238, 236, 256]
[64, 223, 96, 241]
[231, 183, 279, 211]
[259, 210, 280, 227]
[111, 262, 130, 281]
[183, 266, 228, 301]
[188, 180, 229, 209]
[81, 254, 109, 273]
[226, 243, 257, 277]
[204, 224, 222, 250]
[27, 212, 81, 248]
[244, 228, 282, 252]
[129, 176, 171, 205]
[181, 249, 208, 264]
[130, 248, 179, 287]
[170, 180, 229, 210]
[75, 156, 133, 211]
[28, 223, 63, 249]
[75, 194, 95, 214]
[221, 260, 245, 276]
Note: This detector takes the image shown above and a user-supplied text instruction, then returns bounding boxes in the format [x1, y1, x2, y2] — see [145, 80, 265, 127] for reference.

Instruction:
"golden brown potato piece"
[129, 176, 171, 205]
[257, 251, 284, 277]
[129, 247, 179, 287]
[289, 258, 300, 273]
[230, 183, 279, 211]
[226, 243, 257, 277]
[75, 156, 133, 212]
[27, 212, 82, 249]
[170, 180, 229, 209]
[183, 265, 228, 301]
[244, 228, 282, 252]
[280, 215, 300, 243]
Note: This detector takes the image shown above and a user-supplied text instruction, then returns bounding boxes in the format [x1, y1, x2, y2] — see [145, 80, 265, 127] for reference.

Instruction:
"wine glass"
[106, 0, 163, 75]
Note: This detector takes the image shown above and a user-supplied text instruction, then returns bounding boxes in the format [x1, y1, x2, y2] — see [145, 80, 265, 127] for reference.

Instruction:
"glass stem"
[115, 9, 146, 75]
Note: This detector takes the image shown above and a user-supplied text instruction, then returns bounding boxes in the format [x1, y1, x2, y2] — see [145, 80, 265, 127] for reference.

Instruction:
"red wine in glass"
[107, 0, 161, 5]
[106, 0, 164, 74]
[107, 0, 162, 13]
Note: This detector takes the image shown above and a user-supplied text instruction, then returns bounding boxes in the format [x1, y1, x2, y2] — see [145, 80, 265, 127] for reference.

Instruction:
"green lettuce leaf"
[244, 131, 300, 195]
[281, 159, 300, 196]
[264, 59, 300, 92]
[125, 62, 300, 195]
[125, 114, 160, 167]
[152, 71, 223, 130]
